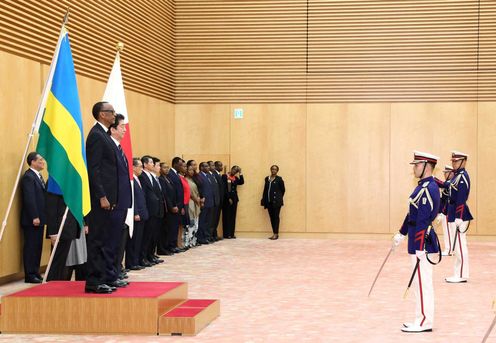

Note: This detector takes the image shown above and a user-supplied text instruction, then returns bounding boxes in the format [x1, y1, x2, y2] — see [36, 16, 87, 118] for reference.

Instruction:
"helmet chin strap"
[419, 161, 427, 179]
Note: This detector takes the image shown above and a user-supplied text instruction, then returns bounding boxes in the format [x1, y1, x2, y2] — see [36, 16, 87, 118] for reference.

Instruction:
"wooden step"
[159, 299, 220, 336]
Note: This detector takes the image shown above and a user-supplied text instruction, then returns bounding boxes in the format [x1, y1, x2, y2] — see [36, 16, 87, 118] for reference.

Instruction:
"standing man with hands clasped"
[20, 152, 47, 283]
[392, 151, 440, 333]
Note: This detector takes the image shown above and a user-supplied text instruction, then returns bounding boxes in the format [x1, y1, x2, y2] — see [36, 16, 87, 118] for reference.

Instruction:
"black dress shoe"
[140, 260, 153, 267]
[85, 284, 113, 294]
[154, 258, 164, 263]
[232, 235, 237, 239]
[123, 268, 130, 273]
[129, 265, 144, 271]
[107, 280, 128, 288]
[25, 277, 42, 284]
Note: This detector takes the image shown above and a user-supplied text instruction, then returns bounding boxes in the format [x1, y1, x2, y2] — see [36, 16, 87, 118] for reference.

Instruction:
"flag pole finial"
[116, 42, 124, 52]
[62, 8, 70, 25]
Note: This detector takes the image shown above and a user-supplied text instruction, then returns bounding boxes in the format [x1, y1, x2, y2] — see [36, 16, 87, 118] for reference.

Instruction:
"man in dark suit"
[108, 114, 132, 285]
[166, 157, 185, 252]
[45, 190, 82, 281]
[213, 161, 225, 240]
[139, 155, 165, 266]
[125, 158, 148, 270]
[158, 162, 174, 255]
[85, 101, 119, 293]
[20, 152, 47, 283]
[197, 162, 214, 244]
[208, 161, 223, 241]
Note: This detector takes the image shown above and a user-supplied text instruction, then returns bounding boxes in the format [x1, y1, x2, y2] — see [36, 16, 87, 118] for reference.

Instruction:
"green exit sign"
[233, 108, 244, 119]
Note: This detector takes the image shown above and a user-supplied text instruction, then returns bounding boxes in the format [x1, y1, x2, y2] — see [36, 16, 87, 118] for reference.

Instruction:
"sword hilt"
[403, 287, 410, 299]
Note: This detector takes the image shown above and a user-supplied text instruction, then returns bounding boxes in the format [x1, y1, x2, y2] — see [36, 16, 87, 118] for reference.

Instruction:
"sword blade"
[481, 313, 496, 343]
[368, 247, 394, 297]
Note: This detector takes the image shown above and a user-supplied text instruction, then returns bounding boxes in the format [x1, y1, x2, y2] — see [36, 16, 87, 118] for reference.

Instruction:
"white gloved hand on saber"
[392, 232, 406, 248]
[415, 250, 426, 259]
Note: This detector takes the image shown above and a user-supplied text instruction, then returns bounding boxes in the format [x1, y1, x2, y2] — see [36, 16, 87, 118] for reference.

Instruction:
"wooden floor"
[1, 238, 496, 342]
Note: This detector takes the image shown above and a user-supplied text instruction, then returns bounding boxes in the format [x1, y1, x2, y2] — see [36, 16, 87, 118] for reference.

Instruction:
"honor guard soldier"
[445, 151, 473, 283]
[393, 151, 440, 333]
[434, 165, 455, 256]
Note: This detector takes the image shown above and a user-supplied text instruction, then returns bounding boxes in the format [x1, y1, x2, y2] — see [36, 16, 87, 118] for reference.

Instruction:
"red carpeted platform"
[1, 281, 192, 334]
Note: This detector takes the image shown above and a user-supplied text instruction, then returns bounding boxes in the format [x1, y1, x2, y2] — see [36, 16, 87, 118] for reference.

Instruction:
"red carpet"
[180, 299, 216, 307]
[6, 281, 185, 298]
[164, 307, 204, 317]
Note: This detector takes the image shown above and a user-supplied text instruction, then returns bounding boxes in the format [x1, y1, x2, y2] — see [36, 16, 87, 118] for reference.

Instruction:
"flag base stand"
[0, 281, 219, 335]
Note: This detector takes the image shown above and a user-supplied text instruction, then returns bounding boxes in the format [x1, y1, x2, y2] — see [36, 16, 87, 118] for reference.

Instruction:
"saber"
[403, 257, 420, 299]
[481, 313, 496, 343]
[368, 246, 394, 297]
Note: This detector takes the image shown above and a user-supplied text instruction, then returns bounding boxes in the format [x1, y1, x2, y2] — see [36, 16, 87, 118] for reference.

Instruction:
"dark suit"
[20, 168, 46, 281]
[85, 122, 118, 287]
[139, 171, 164, 262]
[198, 172, 214, 242]
[222, 174, 244, 238]
[45, 192, 81, 281]
[211, 171, 224, 239]
[158, 174, 174, 253]
[109, 142, 132, 280]
[261, 176, 285, 235]
[166, 169, 184, 249]
[125, 176, 149, 268]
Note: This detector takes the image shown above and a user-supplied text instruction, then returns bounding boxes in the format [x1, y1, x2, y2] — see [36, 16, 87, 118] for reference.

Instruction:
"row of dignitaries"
[124, 157, 245, 271]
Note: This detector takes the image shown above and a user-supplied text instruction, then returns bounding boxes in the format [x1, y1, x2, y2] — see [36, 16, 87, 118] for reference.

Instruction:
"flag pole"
[0, 9, 70, 242]
[42, 206, 69, 283]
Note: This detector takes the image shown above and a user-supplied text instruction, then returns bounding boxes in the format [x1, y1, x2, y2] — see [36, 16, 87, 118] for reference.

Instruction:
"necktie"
[39, 174, 46, 189]
[118, 145, 128, 167]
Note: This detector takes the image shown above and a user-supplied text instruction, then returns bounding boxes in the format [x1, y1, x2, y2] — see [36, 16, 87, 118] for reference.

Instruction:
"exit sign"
[233, 108, 244, 119]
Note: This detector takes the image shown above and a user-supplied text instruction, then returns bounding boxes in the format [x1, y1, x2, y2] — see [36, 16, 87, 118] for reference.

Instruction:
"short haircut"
[27, 152, 40, 166]
[199, 162, 208, 168]
[152, 157, 160, 164]
[92, 101, 108, 120]
[141, 155, 153, 165]
[207, 160, 213, 164]
[132, 157, 141, 167]
[186, 160, 195, 167]
[271, 165, 279, 171]
[172, 156, 182, 167]
[214, 161, 222, 167]
[109, 114, 125, 130]
[160, 162, 168, 168]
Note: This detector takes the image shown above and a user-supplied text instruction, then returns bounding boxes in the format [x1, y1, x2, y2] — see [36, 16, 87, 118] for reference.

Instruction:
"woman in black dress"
[261, 165, 285, 240]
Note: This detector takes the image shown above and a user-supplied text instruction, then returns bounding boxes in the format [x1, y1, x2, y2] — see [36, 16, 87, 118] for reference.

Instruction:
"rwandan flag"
[36, 27, 90, 228]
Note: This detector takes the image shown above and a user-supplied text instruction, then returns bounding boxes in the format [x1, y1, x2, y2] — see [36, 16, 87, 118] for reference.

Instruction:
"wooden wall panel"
[389, 103, 478, 233]
[174, 105, 231, 156]
[230, 104, 307, 233]
[476, 102, 496, 235]
[0, 0, 175, 102]
[176, 0, 496, 103]
[306, 104, 390, 233]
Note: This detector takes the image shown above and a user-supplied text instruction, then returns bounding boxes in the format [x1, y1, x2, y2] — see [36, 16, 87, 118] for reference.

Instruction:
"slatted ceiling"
[176, 0, 496, 103]
[175, 0, 307, 103]
[0, 0, 175, 102]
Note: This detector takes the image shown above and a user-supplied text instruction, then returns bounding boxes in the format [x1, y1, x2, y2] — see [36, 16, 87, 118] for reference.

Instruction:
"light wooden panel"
[174, 104, 231, 155]
[476, 102, 496, 235]
[175, 0, 307, 103]
[306, 104, 390, 233]
[389, 103, 478, 233]
[0, 51, 43, 277]
[0, 0, 175, 102]
[230, 104, 307, 233]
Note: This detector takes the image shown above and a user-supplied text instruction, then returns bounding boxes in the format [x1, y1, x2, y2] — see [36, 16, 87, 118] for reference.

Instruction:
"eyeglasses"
[101, 110, 116, 115]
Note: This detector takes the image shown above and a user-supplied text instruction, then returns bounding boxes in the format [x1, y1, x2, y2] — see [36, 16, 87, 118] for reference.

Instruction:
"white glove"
[435, 213, 443, 225]
[392, 233, 406, 247]
[455, 218, 463, 226]
[415, 250, 426, 259]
